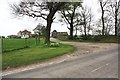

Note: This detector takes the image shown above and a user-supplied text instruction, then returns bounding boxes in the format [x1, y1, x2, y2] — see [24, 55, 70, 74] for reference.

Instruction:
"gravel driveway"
[50, 38, 118, 57]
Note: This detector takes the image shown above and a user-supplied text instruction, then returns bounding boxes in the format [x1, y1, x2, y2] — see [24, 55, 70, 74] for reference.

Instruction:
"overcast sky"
[0, 0, 101, 37]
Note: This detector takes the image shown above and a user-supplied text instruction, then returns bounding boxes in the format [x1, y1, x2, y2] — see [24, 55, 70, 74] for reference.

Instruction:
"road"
[3, 47, 118, 78]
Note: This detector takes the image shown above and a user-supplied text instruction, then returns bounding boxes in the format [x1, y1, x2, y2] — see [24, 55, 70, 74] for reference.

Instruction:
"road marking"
[91, 63, 109, 72]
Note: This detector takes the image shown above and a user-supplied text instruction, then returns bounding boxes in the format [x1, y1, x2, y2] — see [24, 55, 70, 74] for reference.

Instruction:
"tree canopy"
[60, 2, 82, 39]
[11, 0, 67, 44]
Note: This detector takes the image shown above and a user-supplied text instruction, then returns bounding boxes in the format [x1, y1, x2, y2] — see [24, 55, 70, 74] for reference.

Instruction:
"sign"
[21, 34, 29, 38]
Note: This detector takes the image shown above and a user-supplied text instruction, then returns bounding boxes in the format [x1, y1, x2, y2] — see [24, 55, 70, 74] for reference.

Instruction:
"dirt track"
[50, 38, 118, 57]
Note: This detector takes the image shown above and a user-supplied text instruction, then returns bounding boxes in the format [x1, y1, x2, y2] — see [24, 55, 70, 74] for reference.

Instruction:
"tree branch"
[61, 11, 71, 24]
[103, 0, 109, 7]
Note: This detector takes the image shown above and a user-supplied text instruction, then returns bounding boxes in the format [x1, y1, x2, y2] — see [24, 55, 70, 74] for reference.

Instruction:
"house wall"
[52, 32, 68, 38]
[17, 30, 32, 38]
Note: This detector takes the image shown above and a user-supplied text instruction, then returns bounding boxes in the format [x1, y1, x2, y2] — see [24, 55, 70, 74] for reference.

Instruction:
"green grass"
[2, 38, 75, 70]
[2, 38, 37, 52]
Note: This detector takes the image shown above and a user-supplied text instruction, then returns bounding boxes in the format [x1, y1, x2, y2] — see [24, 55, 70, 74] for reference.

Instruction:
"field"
[1, 38, 75, 70]
[2, 38, 36, 52]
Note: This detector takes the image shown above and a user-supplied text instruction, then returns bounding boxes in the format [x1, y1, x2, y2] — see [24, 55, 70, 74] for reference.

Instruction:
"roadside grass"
[58, 36, 119, 43]
[2, 38, 75, 70]
[2, 38, 37, 52]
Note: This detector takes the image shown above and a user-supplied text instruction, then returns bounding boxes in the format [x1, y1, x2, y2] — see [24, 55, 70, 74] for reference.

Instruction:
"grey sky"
[0, 0, 101, 37]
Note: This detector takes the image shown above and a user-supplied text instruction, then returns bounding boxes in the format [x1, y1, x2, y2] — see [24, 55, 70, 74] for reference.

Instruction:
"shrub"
[93, 35, 119, 43]
[50, 42, 60, 47]
[67, 36, 77, 40]
[94, 36, 101, 41]
[57, 36, 68, 41]
[82, 35, 93, 40]
[24, 46, 30, 48]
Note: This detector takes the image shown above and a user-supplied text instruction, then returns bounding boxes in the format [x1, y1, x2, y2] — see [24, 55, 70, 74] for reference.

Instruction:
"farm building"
[17, 30, 32, 38]
[7, 35, 18, 38]
[52, 30, 68, 38]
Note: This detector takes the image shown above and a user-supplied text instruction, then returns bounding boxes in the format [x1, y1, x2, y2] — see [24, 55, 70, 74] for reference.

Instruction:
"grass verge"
[2, 38, 37, 52]
[2, 38, 75, 70]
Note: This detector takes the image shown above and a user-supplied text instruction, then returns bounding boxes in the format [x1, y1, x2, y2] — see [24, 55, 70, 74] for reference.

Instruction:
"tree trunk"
[69, 23, 74, 40]
[115, 15, 118, 36]
[115, 6, 118, 36]
[84, 20, 87, 36]
[75, 27, 77, 37]
[84, 25, 87, 36]
[44, 12, 55, 45]
[69, 7, 76, 40]
[101, 12, 105, 36]
[44, 18, 52, 45]
[118, 19, 120, 35]
[83, 13, 87, 36]
[100, 2, 105, 36]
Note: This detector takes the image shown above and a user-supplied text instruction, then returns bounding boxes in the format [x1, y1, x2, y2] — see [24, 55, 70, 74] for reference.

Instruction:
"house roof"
[22, 30, 31, 33]
[18, 30, 31, 33]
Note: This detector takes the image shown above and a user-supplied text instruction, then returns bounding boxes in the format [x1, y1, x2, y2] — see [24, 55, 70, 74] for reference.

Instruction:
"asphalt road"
[3, 48, 118, 78]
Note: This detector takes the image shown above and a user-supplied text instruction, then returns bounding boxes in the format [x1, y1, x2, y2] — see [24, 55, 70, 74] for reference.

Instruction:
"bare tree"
[11, 0, 66, 44]
[93, 19, 102, 35]
[95, 15, 114, 36]
[99, 0, 109, 35]
[118, 18, 120, 35]
[79, 6, 93, 36]
[106, 0, 120, 36]
[60, 2, 82, 39]
[118, 14, 120, 35]
[104, 16, 114, 35]
[33, 23, 46, 44]
[87, 9, 93, 35]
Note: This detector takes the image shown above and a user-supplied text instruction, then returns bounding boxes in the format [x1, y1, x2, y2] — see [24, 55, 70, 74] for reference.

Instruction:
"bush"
[24, 46, 30, 48]
[93, 35, 119, 43]
[50, 42, 60, 47]
[82, 35, 93, 40]
[57, 36, 68, 41]
[67, 36, 78, 40]
[94, 36, 101, 41]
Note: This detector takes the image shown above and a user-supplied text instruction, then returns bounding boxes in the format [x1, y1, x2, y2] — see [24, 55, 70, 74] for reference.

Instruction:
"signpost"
[21, 34, 29, 48]
[34, 30, 41, 45]
[35, 34, 38, 46]
[0, 37, 2, 54]
[0, 37, 2, 80]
